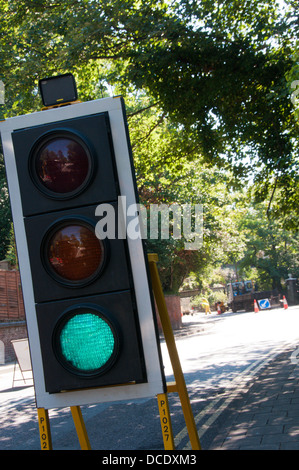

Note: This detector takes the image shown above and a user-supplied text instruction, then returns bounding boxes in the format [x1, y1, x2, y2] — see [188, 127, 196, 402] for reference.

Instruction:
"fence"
[0, 270, 25, 322]
[0, 270, 26, 363]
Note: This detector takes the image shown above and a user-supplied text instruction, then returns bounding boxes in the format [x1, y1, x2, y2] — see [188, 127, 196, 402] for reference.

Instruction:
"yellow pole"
[157, 393, 175, 450]
[37, 408, 52, 450]
[70, 406, 91, 450]
[148, 254, 201, 450]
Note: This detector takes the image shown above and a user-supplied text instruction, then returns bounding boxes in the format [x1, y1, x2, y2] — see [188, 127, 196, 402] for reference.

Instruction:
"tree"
[0, 149, 12, 260]
[237, 201, 299, 290]
[0, 0, 298, 292]
[1, 0, 298, 226]
[123, 91, 235, 292]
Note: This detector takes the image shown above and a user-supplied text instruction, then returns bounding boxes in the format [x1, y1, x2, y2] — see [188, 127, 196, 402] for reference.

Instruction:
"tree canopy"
[0, 0, 298, 292]
[1, 0, 298, 218]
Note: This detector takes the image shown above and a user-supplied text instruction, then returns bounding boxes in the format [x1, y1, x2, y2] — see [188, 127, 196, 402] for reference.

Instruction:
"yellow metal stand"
[70, 406, 91, 450]
[157, 392, 175, 449]
[37, 253, 200, 450]
[37, 406, 90, 450]
[37, 408, 52, 450]
[148, 253, 201, 450]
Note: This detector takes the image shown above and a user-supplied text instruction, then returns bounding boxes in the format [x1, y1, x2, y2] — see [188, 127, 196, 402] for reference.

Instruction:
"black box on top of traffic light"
[0, 97, 165, 408]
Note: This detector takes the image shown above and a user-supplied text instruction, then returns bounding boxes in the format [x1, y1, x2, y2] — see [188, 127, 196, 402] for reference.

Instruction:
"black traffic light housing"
[12, 113, 117, 216]
[0, 97, 165, 408]
[39, 73, 78, 107]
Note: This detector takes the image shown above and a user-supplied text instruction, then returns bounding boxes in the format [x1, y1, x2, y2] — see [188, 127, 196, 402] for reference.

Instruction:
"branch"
[127, 102, 160, 117]
[132, 114, 166, 148]
[266, 175, 278, 219]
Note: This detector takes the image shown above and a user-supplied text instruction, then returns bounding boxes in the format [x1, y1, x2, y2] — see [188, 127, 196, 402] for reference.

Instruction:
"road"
[0, 304, 299, 451]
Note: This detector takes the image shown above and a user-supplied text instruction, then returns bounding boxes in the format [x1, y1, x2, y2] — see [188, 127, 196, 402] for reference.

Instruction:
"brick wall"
[0, 270, 25, 321]
[0, 269, 27, 363]
[0, 322, 28, 363]
[155, 295, 182, 333]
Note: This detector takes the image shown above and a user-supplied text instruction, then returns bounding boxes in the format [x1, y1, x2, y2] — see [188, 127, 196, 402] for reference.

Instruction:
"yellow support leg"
[148, 254, 201, 450]
[70, 406, 91, 450]
[37, 408, 52, 450]
[157, 393, 175, 450]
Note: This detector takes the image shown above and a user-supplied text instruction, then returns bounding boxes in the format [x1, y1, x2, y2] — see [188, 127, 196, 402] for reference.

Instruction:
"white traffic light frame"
[0, 97, 166, 409]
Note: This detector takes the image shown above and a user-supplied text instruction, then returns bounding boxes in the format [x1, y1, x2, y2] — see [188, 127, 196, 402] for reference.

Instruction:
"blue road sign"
[258, 298, 271, 309]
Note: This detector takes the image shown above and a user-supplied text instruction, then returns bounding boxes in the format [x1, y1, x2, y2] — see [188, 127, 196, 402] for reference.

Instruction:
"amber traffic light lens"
[35, 137, 90, 194]
[47, 223, 105, 283]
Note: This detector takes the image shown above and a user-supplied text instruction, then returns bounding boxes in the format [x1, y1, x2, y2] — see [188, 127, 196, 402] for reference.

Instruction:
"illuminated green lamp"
[58, 312, 118, 374]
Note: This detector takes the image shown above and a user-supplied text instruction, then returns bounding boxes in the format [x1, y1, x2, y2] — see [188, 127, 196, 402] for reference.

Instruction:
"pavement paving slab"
[208, 347, 299, 450]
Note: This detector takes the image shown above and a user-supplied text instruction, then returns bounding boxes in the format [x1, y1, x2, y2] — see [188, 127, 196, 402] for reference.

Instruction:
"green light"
[59, 313, 116, 373]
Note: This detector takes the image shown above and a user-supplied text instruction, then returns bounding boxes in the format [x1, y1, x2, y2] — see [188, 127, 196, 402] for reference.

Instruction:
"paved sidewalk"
[208, 346, 299, 450]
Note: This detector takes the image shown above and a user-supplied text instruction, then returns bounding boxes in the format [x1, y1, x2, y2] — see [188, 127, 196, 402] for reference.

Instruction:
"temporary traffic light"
[39, 73, 78, 107]
[0, 96, 165, 409]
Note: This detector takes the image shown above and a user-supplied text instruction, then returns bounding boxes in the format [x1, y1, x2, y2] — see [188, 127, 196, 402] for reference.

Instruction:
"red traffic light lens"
[36, 137, 89, 193]
[46, 222, 105, 284]
[31, 132, 93, 197]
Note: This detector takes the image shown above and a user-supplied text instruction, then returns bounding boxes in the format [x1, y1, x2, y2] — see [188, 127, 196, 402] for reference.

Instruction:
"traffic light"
[0, 97, 165, 408]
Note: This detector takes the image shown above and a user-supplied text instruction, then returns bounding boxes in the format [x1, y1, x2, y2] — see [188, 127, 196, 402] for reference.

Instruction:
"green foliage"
[0, 0, 298, 294]
[5, 223, 18, 267]
[191, 290, 228, 310]
[237, 201, 299, 290]
[0, 150, 12, 260]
